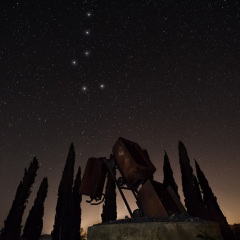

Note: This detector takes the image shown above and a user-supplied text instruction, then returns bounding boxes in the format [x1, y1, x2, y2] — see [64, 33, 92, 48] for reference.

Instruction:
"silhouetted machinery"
[80, 137, 186, 218]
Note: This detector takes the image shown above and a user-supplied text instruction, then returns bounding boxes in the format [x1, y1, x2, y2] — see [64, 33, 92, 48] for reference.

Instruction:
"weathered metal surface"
[81, 137, 187, 224]
[112, 137, 156, 187]
[138, 180, 186, 218]
[80, 157, 107, 199]
[138, 180, 169, 218]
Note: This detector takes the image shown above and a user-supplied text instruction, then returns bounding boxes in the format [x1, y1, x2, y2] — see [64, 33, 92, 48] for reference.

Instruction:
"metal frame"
[86, 157, 142, 218]
[104, 158, 134, 217]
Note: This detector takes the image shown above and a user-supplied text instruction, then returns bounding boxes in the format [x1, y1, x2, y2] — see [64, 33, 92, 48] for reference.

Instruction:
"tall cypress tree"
[195, 160, 235, 240]
[52, 143, 75, 240]
[178, 141, 208, 219]
[22, 177, 48, 240]
[101, 163, 117, 223]
[143, 149, 150, 160]
[1, 157, 39, 240]
[163, 151, 180, 198]
[192, 173, 204, 204]
[72, 166, 82, 240]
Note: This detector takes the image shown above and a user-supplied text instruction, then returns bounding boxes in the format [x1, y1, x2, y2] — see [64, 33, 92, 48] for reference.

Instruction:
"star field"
[0, 0, 240, 234]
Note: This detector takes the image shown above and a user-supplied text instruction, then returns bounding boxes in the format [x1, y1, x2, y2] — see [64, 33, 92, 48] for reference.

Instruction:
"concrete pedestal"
[88, 221, 223, 240]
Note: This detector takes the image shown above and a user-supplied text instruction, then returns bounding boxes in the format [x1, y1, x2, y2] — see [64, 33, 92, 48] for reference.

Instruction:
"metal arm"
[104, 158, 133, 218]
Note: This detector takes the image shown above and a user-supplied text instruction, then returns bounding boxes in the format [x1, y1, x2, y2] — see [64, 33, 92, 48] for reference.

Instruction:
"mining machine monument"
[80, 137, 223, 240]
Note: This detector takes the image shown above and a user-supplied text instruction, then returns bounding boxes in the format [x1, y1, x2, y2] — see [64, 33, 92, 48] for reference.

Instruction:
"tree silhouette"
[192, 174, 203, 204]
[52, 143, 75, 240]
[195, 160, 235, 240]
[143, 149, 150, 160]
[22, 177, 48, 240]
[163, 151, 180, 198]
[178, 141, 208, 219]
[0, 157, 39, 240]
[72, 166, 82, 240]
[101, 162, 117, 223]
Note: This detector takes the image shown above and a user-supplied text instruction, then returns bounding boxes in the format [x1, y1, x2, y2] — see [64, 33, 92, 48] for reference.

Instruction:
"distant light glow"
[100, 84, 105, 89]
[84, 51, 90, 56]
[72, 60, 77, 65]
[87, 12, 91, 17]
[82, 86, 87, 92]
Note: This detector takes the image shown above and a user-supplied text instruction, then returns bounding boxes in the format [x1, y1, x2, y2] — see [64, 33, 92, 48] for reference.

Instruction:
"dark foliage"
[178, 141, 208, 220]
[0, 157, 39, 240]
[22, 177, 48, 240]
[101, 163, 117, 223]
[163, 151, 180, 198]
[52, 143, 75, 240]
[195, 160, 235, 240]
[143, 149, 150, 160]
[72, 166, 82, 240]
[192, 173, 204, 204]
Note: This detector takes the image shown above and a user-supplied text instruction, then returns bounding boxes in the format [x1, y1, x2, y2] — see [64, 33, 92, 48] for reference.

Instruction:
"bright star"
[82, 86, 87, 92]
[72, 60, 77, 65]
[85, 30, 90, 35]
[87, 12, 91, 17]
[100, 84, 105, 89]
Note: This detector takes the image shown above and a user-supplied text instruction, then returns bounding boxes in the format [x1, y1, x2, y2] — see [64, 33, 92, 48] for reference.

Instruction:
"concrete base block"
[88, 221, 223, 240]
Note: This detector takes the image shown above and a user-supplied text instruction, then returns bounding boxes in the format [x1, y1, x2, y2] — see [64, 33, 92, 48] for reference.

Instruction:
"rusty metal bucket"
[80, 157, 107, 200]
[137, 180, 186, 218]
[112, 137, 156, 187]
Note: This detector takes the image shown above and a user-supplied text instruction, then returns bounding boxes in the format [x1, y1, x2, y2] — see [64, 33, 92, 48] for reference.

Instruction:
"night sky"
[0, 0, 240, 234]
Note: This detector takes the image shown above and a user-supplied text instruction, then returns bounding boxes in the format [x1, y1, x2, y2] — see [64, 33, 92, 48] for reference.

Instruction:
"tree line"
[0, 141, 235, 240]
[0, 143, 83, 240]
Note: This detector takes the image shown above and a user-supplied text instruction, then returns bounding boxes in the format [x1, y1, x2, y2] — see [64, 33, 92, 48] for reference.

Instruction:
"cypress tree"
[163, 151, 180, 198]
[1, 157, 39, 240]
[101, 163, 117, 223]
[72, 166, 82, 240]
[195, 160, 235, 240]
[192, 173, 204, 204]
[178, 141, 208, 219]
[52, 143, 75, 240]
[22, 177, 48, 240]
[143, 149, 150, 160]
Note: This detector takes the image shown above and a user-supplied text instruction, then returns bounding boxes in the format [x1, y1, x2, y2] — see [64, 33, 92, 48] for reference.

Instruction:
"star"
[84, 51, 90, 56]
[100, 84, 105, 89]
[86, 12, 91, 17]
[72, 60, 77, 66]
[85, 30, 90, 35]
[82, 86, 87, 92]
